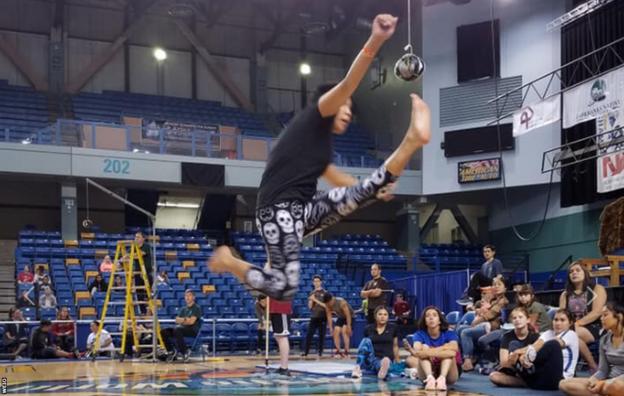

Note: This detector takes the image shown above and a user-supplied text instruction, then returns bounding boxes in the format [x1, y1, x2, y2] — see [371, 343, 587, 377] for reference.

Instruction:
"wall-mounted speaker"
[443, 124, 514, 157]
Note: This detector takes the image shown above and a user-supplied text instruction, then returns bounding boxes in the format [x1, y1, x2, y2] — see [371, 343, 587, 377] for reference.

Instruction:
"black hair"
[483, 244, 496, 252]
[417, 305, 449, 332]
[312, 274, 323, 281]
[373, 305, 389, 317]
[564, 261, 593, 296]
[322, 292, 334, 304]
[40, 319, 52, 326]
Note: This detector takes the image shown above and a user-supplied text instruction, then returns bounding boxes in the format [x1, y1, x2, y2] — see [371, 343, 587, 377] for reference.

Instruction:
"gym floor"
[2, 355, 568, 395]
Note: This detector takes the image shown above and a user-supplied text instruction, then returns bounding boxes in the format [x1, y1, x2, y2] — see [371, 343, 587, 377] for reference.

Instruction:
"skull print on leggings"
[247, 164, 397, 300]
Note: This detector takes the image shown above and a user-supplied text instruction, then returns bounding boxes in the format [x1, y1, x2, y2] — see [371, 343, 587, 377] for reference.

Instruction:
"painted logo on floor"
[9, 367, 431, 395]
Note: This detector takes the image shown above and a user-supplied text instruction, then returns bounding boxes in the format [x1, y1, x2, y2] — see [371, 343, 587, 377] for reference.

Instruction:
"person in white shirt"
[491, 308, 579, 390]
[86, 320, 115, 356]
[38, 286, 57, 309]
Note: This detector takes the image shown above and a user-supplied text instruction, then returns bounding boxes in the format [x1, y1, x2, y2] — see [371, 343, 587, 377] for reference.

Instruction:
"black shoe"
[275, 367, 291, 377]
[456, 296, 473, 306]
[300, 352, 308, 357]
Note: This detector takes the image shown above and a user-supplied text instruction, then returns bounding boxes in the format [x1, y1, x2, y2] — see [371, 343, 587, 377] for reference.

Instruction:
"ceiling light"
[299, 63, 311, 76]
[157, 202, 200, 209]
[153, 48, 167, 61]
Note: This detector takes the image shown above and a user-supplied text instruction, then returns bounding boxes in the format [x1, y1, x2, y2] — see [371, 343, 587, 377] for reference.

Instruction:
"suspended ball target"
[394, 52, 425, 82]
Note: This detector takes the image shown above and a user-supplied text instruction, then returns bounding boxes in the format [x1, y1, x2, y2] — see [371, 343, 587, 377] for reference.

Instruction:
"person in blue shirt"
[404, 306, 462, 391]
[457, 244, 504, 305]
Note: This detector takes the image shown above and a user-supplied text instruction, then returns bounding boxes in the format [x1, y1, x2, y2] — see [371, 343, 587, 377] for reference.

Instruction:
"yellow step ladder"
[91, 240, 165, 360]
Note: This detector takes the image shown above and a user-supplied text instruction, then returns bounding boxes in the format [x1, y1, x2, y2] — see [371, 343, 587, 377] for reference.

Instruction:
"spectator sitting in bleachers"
[559, 302, 624, 396]
[88, 273, 108, 296]
[458, 275, 509, 372]
[559, 261, 607, 372]
[39, 286, 57, 310]
[51, 306, 74, 353]
[99, 255, 115, 273]
[113, 275, 123, 289]
[33, 266, 47, 285]
[254, 295, 268, 355]
[17, 265, 34, 285]
[457, 244, 503, 306]
[322, 292, 354, 358]
[392, 292, 412, 338]
[404, 306, 461, 391]
[157, 271, 171, 289]
[86, 320, 115, 357]
[30, 319, 79, 359]
[490, 308, 579, 390]
[3, 308, 28, 358]
[17, 286, 36, 308]
[160, 289, 202, 362]
[38, 275, 54, 294]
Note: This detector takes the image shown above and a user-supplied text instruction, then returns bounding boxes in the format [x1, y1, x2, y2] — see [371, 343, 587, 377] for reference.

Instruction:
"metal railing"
[2, 119, 384, 169]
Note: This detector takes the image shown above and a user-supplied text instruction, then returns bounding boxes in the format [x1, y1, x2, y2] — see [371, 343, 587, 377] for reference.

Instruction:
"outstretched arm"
[318, 14, 397, 117]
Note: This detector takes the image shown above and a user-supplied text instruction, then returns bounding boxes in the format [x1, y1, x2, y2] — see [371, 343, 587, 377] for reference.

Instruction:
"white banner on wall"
[512, 95, 560, 137]
[596, 110, 624, 193]
[563, 66, 624, 129]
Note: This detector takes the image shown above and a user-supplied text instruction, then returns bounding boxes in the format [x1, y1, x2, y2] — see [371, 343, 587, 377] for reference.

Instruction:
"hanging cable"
[489, 0, 556, 242]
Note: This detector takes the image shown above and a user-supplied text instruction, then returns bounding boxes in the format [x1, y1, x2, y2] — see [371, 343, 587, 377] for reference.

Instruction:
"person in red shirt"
[17, 265, 34, 284]
[392, 293, 412, 338]
[269, 298, 292, 376]
[51, 306, 75, 352]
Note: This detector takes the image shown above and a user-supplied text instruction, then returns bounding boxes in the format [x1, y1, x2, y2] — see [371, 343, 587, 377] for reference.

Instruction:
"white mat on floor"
[258, 361, 355, 376]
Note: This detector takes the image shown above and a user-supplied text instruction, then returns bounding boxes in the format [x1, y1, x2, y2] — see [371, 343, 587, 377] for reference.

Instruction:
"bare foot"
[208, 246, 234, 273]
[405, 94, 431, 147]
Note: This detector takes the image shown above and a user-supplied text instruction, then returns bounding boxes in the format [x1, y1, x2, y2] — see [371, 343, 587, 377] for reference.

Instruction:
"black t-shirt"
[30, 327, 52, 353]
[257, 104, 333, 208]
[309, 289, 327, 319]
[364, 324, 398, 360]
[362, 277, 390, 311]
[500, 330, 539, 351]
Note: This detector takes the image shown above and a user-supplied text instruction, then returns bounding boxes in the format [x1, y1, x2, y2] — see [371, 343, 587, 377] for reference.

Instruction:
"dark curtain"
[124, 189, 159, 228]
[560, 1, 624, 207]
[392, 271, 468, 318]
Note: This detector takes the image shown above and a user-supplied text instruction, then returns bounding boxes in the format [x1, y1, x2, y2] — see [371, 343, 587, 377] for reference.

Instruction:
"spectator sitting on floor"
[99, 255, 115, 273]
[405, 305, 462, 391]
[488, 307, 539, 384]
[88, 273, 108, 296]
[17, 265, 34, 285]
[478, 283, 551, 359]
[491, 308, 579, 391]
[559, 302, 624, 396]
[351, 306, 403, 380]
[39, 286, 57, 309]
[51, 306, 75, 353]
[3, 308, 29, 358]
[559, 260, 607, 373]
[30, 319, 79, 359]
[86, 320, 115, 357]
[160, 289, 202, 362]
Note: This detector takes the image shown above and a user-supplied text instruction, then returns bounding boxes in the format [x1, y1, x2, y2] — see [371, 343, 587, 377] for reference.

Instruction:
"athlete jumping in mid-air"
[209, 13, 431, 301]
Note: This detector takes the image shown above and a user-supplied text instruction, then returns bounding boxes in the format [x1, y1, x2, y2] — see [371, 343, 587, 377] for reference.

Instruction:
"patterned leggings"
[246, 164, 397, 300]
